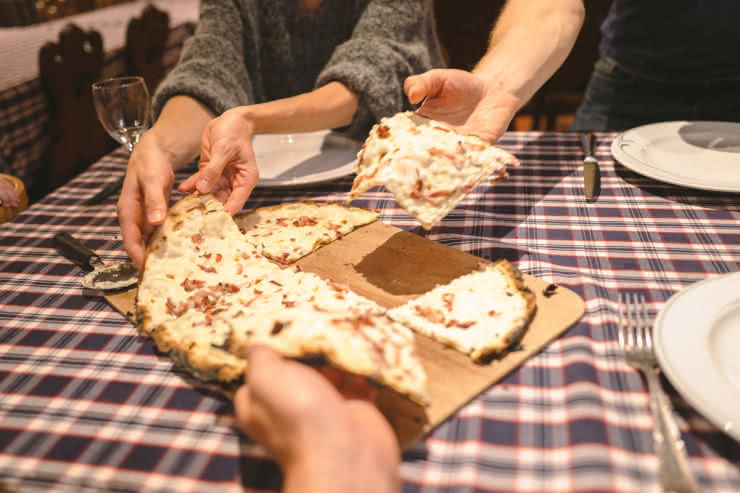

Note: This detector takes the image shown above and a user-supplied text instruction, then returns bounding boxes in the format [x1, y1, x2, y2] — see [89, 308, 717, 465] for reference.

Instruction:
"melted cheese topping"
[235, 202, 379, 263]
[350, 111, 519, 229]
[138, 195, 428, 404]
[387, 262, 533, 362]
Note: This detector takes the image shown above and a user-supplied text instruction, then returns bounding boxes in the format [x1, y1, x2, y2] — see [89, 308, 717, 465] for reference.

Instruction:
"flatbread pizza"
[349, 111, 519, 229]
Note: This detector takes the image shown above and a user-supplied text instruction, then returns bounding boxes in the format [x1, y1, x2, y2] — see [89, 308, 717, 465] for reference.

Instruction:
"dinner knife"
[581, 133, 601, 203]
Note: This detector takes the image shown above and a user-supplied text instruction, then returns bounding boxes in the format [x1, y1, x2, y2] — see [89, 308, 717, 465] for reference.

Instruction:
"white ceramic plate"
[611, 121, 740, 193]
[252, 130, 360, 188]
[653, 271, 740, 443]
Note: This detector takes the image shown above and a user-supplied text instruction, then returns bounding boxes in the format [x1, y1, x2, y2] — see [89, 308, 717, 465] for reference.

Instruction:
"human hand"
[404, 68, 520, 143]
[116, 132, 176, 268]
[179, 108, 260, 215]
[0, 178, 20, 208]
[234, 346, 400, 493]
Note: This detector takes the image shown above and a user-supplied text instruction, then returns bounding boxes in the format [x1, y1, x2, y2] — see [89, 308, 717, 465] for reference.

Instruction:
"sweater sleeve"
[315, 0, 445, 137]
[152, 0, 255, 120]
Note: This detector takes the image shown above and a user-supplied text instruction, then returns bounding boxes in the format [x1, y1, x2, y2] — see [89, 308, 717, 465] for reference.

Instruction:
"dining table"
[0, 130, 738, 492]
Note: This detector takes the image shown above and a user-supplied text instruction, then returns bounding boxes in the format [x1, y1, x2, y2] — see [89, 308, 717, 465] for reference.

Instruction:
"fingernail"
[150, 209, 164, 222]
[197, 179, 209, 191]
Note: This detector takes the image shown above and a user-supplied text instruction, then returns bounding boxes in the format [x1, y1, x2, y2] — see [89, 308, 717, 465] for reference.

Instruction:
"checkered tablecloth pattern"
[0, 20, 194, 194]
[0, 132, 738, 492]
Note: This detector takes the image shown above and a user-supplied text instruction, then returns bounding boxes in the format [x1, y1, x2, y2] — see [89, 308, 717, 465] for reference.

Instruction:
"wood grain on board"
[105, 221, 584, 449]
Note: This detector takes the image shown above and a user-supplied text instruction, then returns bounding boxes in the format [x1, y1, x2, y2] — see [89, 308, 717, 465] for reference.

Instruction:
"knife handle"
[85, 175, 125, 205]
[584, 161, 601, 203]
[53, 232, 102, 271]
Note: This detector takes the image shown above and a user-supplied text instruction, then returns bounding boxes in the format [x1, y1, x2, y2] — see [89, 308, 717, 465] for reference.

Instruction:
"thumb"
[405, 69, 446, 105]
[244, 345, 280, 383]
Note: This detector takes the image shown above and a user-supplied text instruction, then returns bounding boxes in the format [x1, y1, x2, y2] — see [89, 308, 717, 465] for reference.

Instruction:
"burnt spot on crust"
[543, 284, 558, 298]
[271, 321, 290, 335]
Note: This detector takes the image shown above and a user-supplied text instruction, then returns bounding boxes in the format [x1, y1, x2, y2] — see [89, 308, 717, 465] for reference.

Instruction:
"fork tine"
[617, 292, 627, 347]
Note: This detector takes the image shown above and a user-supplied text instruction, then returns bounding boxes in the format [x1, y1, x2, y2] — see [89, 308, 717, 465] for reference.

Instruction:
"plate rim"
[611, 120, 740, 193]
[653, 271, 740, 443]
[253, 130, 358, 188]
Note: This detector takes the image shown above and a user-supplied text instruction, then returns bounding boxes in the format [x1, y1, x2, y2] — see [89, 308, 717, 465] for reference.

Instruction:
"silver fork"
[618, 293, 702, 493]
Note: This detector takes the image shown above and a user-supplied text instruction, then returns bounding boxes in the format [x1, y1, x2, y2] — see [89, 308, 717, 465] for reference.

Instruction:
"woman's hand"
[179, 107, 260, 214]
[234, 346, 400, 493]
[404, 68, 520, 143]
[117, 132, 176, 268]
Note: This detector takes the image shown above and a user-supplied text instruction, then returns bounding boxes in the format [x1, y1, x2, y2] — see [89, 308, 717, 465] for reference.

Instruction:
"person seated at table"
[403, 0, 740, 143]
[233, 345, 400, 493]
[117, 0, 444, 267]
[0, 178, 21, 209]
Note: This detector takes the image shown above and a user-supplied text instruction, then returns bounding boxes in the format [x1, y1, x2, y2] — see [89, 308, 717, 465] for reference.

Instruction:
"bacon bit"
[429, 147, 456, 160]
[198, 265, 217, 274]
[181, 278, 206, 292]
[166, 298, 186, 317]
[428, 189, 454, 198]
[410, 127, 421, 135]
[216, 253, 222, 263]
[313, 304, 327, 313]
[282, 300, 296, 308]
[278, 253, 290, 264]
[432, 125, 451, 133]
[446, 320, 476, 329]
[376, 124, 390, 138]
[293, 216, 318, 227]
[211, 308, 227, 316]
[241, 252, 251, 260]
[269, 280, 283, 287]
[254, 288, 263, 295]
[203, 253, 212, 260]
[191, 234, 203, 244]
[239, 228, 247, 234]
[414, 306, 446, 324]
[411, 177, 423, 199]
[329, 282, 347, 293]
[290, 238, 296, 242]
[463, 184, 475, 193]
[275, 217, 289, 226]
[328, 223, 342, 231]
[467, 142, 487, 151]
[488, 310, 498, 317]
[236, 264, 243, 275]
[442, 292, 455, 311]
[166, 274, 174, 280]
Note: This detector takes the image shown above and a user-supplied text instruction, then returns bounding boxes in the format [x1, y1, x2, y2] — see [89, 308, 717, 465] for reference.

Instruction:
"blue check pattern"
[0, 132, 738, 492]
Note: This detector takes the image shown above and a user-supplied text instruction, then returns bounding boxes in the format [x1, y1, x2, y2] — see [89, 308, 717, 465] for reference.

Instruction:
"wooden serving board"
[105, 221, 584, 449]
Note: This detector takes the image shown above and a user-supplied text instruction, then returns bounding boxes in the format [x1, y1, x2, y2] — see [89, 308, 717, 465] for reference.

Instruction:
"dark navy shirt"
[599, 0, 740, 82]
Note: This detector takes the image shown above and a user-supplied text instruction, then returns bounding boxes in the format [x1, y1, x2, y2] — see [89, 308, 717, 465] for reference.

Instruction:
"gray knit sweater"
[153, 0, 445, 139]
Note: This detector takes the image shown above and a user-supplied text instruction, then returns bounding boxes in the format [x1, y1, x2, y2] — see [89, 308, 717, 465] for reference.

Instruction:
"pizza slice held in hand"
[349, 111, 519, 230]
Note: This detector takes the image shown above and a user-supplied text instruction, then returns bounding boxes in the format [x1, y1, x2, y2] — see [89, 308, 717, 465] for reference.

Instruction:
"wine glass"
[92, 75, 150, 154]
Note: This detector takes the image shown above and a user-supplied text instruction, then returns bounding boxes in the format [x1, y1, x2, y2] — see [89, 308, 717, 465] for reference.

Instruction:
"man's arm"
[473, 0, 586, 110]
[404, 0, 585, 142]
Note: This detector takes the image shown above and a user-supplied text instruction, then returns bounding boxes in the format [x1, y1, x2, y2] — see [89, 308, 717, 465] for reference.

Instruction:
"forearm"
[148, 96, 216, 170]
[236, 82, 358, 135]
[473, 0, 585, 109]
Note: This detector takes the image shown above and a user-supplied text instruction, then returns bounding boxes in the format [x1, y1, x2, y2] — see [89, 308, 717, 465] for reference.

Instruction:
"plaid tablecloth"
[0, 0, 197, 193]
[0, 132, 738, 492]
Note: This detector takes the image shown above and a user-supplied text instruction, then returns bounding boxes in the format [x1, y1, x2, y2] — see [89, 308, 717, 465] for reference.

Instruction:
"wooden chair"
[37, 23, 114, 197]
[125, 3, 171, 94]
